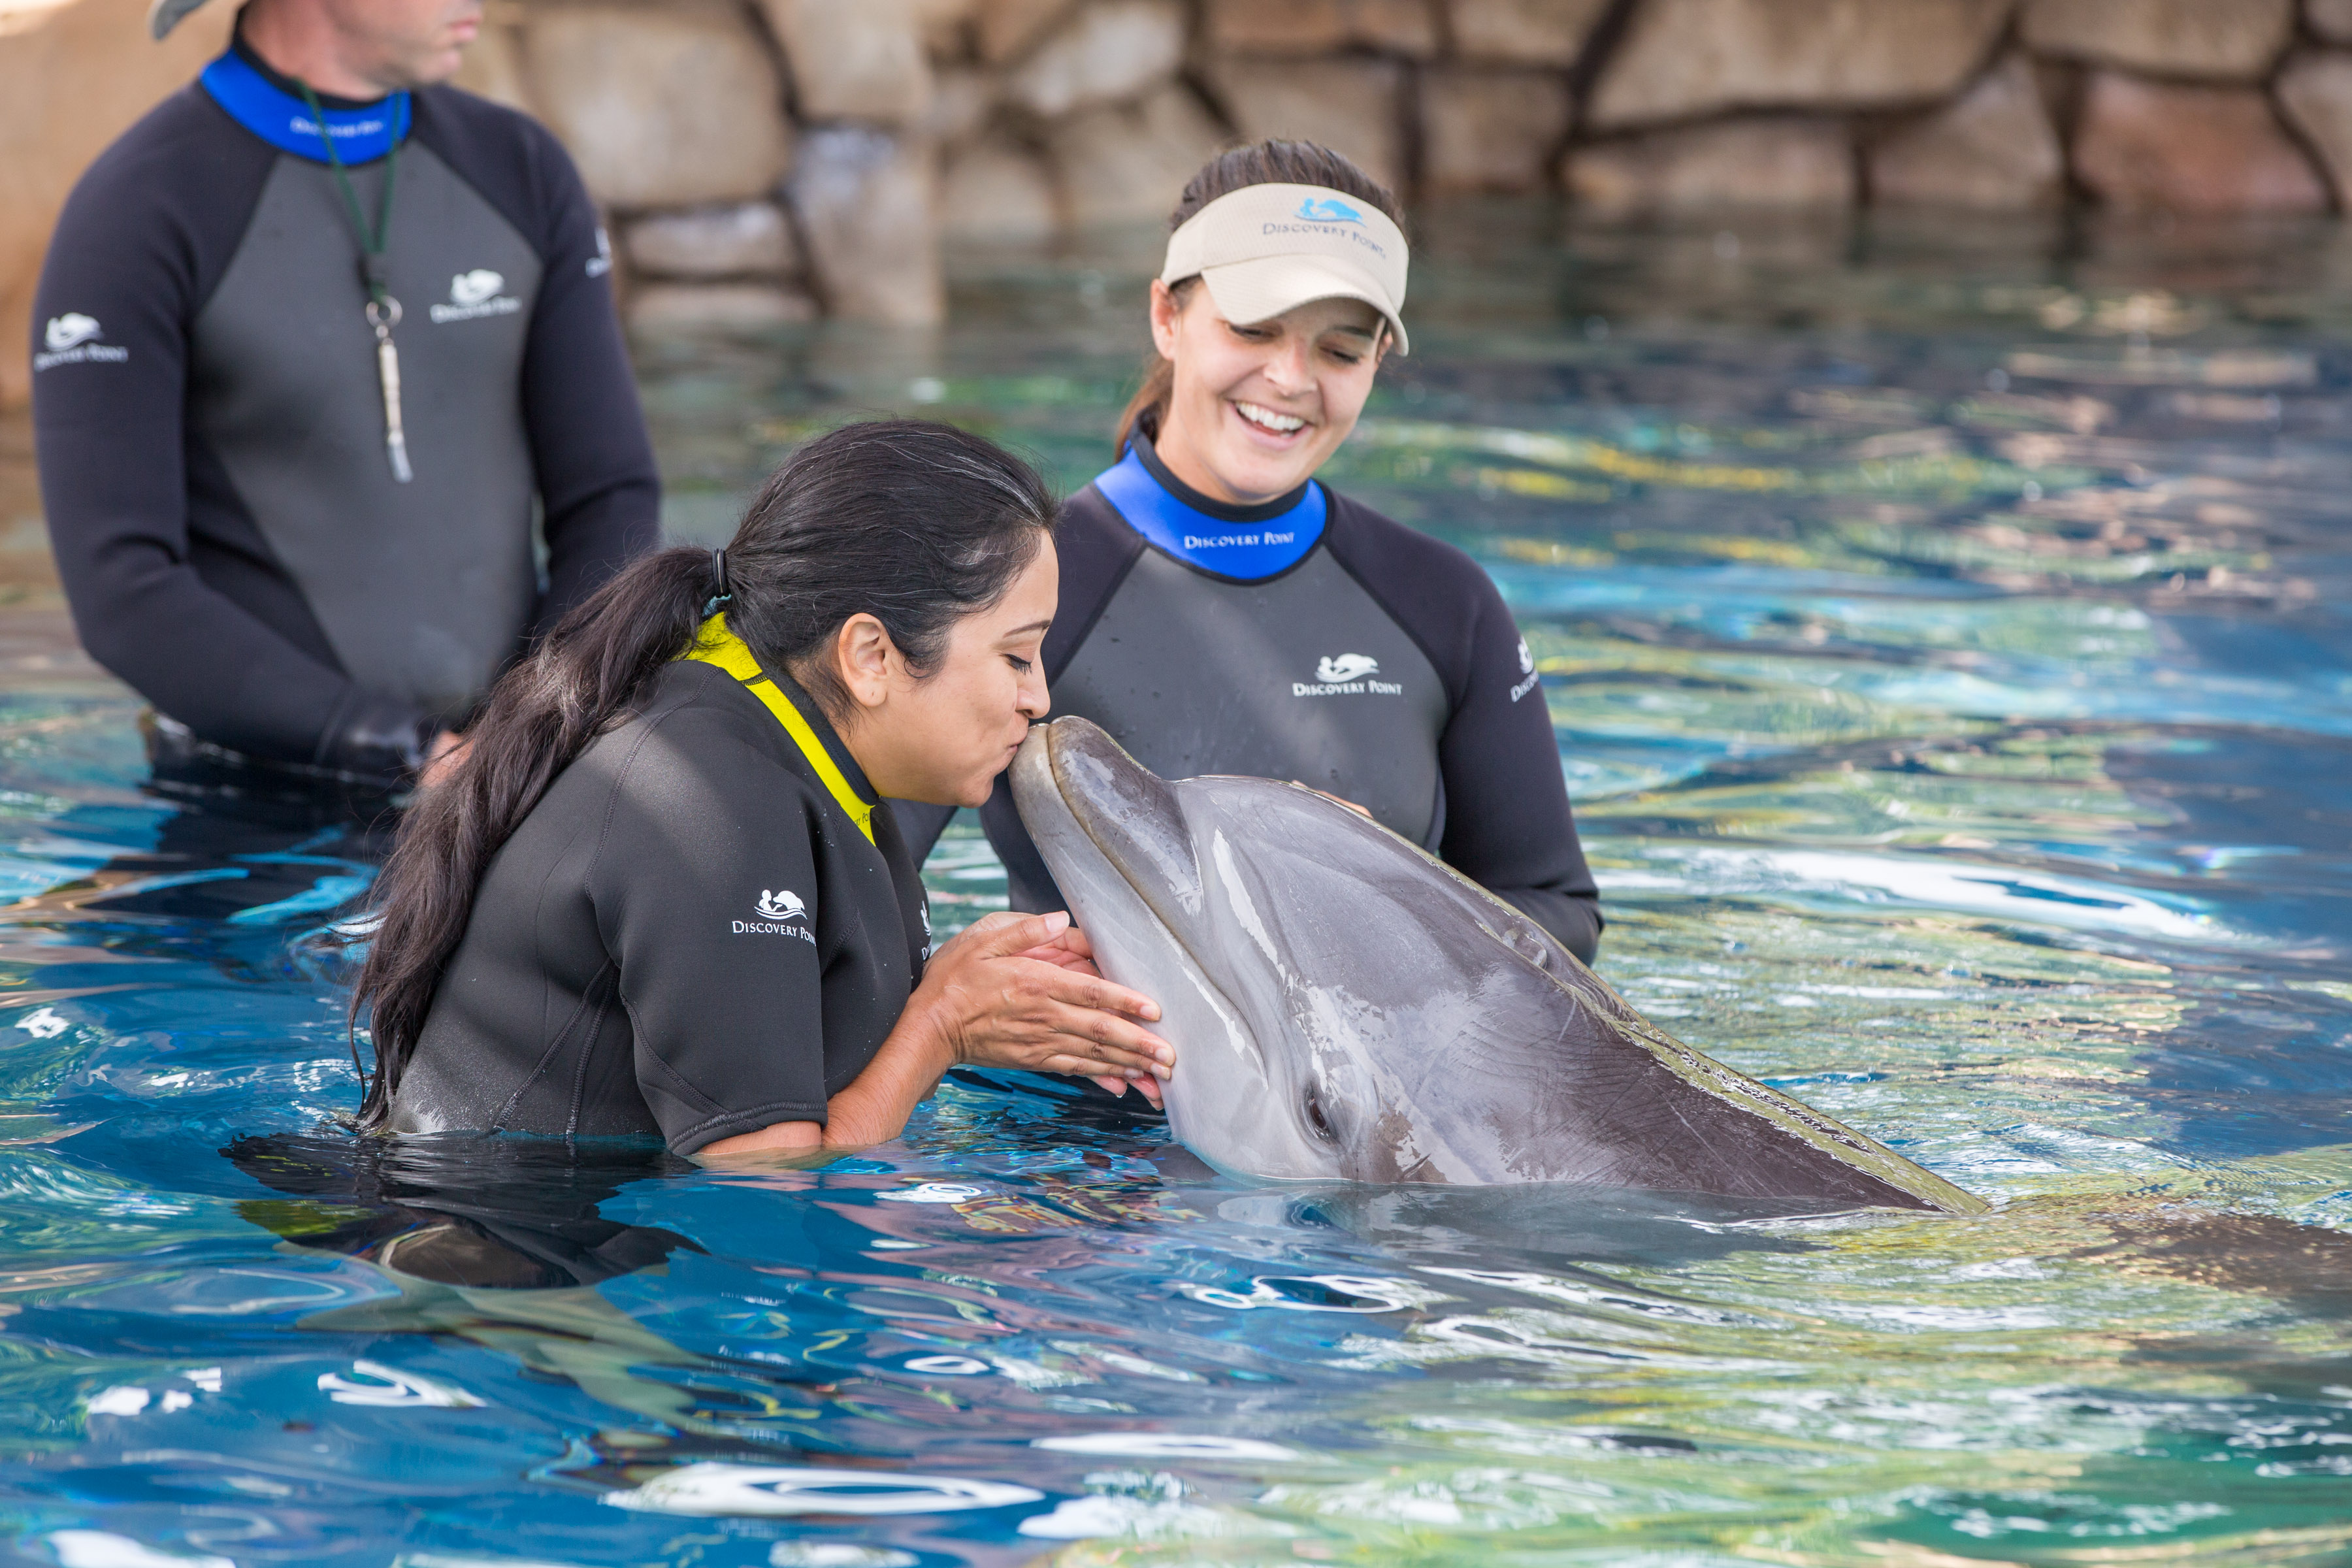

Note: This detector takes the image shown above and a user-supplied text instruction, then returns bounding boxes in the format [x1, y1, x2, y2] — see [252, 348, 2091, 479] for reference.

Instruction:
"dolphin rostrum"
[1011, 717, 1984, 1214]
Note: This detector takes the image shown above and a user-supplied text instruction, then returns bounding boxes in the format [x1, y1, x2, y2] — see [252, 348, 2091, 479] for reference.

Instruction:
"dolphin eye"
[1301, 1084, 1336, 1142]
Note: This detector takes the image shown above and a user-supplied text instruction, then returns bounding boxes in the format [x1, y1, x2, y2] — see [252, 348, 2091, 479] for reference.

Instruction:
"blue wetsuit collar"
[201, 46, 411, 164]
[1093, 437, 1326, 580]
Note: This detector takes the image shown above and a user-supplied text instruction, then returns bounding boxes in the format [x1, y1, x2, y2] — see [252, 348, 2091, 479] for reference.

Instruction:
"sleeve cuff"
[668, 1100, 830, 1156]
[314, 690, 435, 782]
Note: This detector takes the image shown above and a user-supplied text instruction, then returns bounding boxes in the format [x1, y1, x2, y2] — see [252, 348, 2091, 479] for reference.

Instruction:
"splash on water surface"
[0, 209, 2346, 1565]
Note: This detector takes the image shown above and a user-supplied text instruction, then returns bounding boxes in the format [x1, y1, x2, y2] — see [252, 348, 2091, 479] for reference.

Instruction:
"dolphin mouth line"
[1040, 724, 1269, 1086]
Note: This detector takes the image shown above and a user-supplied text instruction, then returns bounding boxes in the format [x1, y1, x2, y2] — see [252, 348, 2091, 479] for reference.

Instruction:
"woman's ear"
[834, 613, 897, 710]
[1148, 278, 1184, 360]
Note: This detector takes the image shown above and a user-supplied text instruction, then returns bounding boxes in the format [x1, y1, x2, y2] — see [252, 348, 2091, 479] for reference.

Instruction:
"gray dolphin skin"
[1011, 717, 1985, 1214]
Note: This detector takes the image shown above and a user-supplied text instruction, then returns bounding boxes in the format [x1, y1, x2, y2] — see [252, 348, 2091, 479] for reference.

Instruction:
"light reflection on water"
[0, 208, 2345, 1565]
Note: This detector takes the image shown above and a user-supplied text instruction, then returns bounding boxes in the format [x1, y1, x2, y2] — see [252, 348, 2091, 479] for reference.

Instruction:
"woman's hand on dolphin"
[913, 911, 1174, 1085]
[999, 924, 1170, 1107]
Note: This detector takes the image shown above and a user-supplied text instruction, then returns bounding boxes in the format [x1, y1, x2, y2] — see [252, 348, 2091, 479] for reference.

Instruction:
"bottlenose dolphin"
[1011, 718, 1984, 1215]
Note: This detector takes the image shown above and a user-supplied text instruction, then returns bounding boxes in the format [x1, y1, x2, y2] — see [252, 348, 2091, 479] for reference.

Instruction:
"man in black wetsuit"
[30, 0, 658, 789]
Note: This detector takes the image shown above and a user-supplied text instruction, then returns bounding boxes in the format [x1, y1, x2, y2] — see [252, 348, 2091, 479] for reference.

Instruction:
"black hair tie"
[708, 547, 733, 606]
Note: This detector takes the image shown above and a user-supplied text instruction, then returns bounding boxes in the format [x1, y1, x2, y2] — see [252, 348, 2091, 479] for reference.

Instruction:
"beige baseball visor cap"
[1162, 182, 1410, 356]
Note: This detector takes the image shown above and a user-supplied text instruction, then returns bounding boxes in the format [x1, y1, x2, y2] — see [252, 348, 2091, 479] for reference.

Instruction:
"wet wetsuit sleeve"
[1431, 564, 1604, 964]
[423, 97, 659, 634]
[31, 108, 433, 775]
[585, 706, 834, 1154]
[1328, 502, 1603, 963]
[517, 127, 659, 630]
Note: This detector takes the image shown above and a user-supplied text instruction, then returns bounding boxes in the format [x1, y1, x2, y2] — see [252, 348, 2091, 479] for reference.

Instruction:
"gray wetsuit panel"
[1053, 547, 1450, 845]
[190, 145, 540, 724]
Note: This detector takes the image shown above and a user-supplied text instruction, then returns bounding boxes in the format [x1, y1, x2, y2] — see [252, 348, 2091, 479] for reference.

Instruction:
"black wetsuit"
[31, 33, 659, 783]
[954, 436, 1603, 962]
[389, 644, 931, 1156]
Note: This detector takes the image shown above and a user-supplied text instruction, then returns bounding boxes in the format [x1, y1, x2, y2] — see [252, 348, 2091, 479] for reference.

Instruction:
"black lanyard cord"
[297, 80, 400, 306]
[297, 80, 412, 483]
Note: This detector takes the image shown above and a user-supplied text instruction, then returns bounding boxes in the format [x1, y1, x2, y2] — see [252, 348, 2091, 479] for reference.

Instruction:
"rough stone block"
[1009, 0, 1186, 117]
[2072, 71, 2326, 213]
[1205, 58, 1407, 190]
[525, 2, 794, 209]
[788, 126, 946, 324]
[1564, 118, 1856, 210]
[626, 203, 802, 279]
[1, 0, 237, 408]
[1871, 54, 2062, 208]
[760, 0, 932, 123]
[1420, 67, 1575, 193]
[910, 0, 981, 57]
[1449, 0, 1614, 65]
[1051, 84, 1228, 226]
[1203, 0, 1438, 57]
[977, 0, 1077, 61]
[2312, 0, 2352, 44]
[1589, 0, 2013, 129]
[629, 283, 820, 333]
[2276, 50, 2352, 205]
[2021, 0, 2294, 82]
[924, 65, 1000, 142]
[940, 136, 1062, 240]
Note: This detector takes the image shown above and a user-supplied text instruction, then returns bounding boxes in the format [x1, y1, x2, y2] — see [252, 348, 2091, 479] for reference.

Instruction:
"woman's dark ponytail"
[351, 419, 1055, 1126]
[349, 546, 715, 1122]
[1115, 138, 1405, 455]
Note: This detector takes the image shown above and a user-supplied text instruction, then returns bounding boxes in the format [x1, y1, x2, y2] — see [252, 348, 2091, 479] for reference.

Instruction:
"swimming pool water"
[1, 208, 2349, 1566]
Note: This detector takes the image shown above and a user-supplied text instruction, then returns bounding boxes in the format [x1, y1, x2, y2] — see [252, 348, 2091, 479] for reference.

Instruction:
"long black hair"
[1115, 139, 1405, 454]
[350, 419, 1056, 1126]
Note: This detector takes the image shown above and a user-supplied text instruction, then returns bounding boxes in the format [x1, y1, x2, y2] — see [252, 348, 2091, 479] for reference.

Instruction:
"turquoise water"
[3, 209, 2349, 1566]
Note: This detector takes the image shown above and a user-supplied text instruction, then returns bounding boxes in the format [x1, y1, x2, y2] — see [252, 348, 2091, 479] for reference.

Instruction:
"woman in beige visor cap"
[924, 139, 1602, 1043]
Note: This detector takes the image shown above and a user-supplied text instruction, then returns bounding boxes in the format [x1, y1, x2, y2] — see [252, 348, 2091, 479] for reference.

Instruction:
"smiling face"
[1148, 283, 1390, 507]
[823, 539, 1058, 809]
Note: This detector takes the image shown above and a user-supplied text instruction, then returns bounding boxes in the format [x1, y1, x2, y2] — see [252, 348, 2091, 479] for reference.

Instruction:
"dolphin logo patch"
[44, 314, 101, 352]
[1316, 654, 1379, 684]
[1296, 197, 1364, 225]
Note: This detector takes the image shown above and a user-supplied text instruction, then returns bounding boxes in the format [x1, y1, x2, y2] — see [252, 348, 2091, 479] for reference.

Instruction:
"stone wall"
[457, 0, 2352, 334]
[8, 0, 2352, 400]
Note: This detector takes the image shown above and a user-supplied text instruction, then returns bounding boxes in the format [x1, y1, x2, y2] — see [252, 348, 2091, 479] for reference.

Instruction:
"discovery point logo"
[1296, 653, 1402, 698]
[734, 888, 814, 941]
[1296, 196, 1364, 224]
[1267, 196, 1388, 261]
[33, 313, 129, 372]
[45, 315, 100, 352]
[430, 269, 523, 325]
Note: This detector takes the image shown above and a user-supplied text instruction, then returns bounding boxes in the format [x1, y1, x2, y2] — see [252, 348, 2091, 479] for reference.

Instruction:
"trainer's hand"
[915, 911, 1173, 1086]
[1296, 781, 1373, 819]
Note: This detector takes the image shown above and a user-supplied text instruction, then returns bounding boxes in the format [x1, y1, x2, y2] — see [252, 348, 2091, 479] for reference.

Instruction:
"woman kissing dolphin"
[1011, 717, 1984, 1213]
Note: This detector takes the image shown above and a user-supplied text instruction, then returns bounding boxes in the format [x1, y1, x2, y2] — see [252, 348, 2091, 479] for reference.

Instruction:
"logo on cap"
[1296, 196, 1364, 225]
